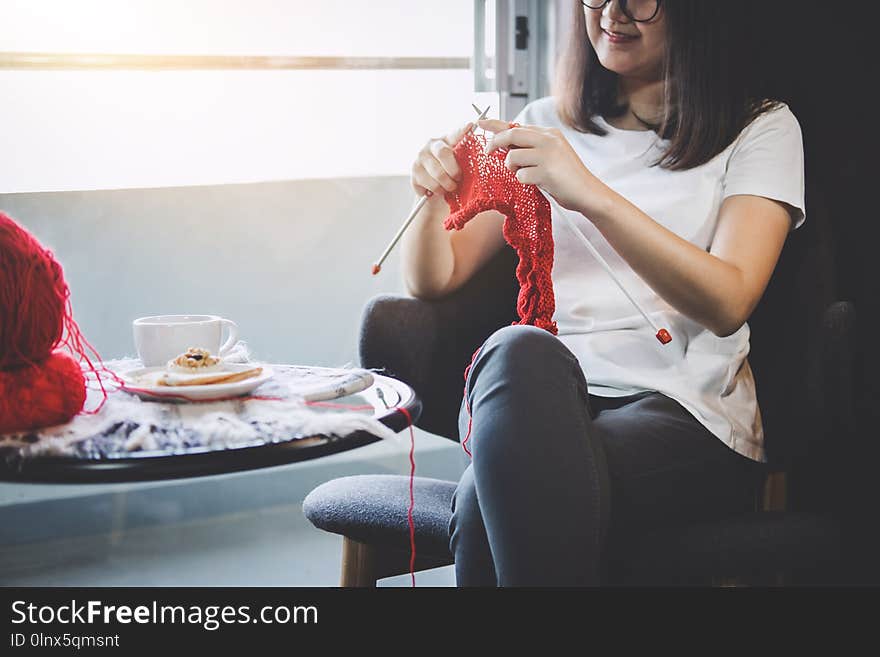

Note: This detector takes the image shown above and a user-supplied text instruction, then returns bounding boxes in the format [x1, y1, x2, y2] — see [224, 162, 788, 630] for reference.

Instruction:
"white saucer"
[119, 363, 274, 402]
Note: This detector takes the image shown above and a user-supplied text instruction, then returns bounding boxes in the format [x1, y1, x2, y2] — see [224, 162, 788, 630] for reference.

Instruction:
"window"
[0, 0, 497, 192]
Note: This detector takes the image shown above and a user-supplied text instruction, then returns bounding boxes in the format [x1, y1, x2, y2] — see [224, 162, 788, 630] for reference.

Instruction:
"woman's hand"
[410, 122, 474, 205]
[479, 118, 607, 215]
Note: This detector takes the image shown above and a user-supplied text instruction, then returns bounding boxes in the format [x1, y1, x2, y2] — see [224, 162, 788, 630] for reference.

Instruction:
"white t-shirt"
[512, 97, 806, 463]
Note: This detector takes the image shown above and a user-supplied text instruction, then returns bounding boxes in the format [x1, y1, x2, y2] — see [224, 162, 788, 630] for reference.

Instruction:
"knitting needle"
[371, 104, 491, 276]
[557, 213, 671, 344]
[476, 109, 671, 344]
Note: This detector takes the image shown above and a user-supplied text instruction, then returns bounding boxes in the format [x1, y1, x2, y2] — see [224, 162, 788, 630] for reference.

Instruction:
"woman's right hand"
[410, 122, 474, 202]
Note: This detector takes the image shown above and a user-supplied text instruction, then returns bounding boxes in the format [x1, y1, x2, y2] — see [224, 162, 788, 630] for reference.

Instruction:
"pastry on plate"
[156, 348, 263, 387]
[166, 347, 224, 374]
[156, 367, 263, 387]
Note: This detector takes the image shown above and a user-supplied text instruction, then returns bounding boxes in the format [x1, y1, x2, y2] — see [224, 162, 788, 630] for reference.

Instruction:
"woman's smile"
[601, 27, 640, 44]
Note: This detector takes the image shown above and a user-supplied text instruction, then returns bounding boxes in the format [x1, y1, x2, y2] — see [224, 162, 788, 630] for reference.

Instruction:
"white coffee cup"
[133, 315, 239, 367]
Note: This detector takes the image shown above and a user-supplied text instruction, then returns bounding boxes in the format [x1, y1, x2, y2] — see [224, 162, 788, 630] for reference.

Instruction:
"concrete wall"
[1, 176, 413, 365]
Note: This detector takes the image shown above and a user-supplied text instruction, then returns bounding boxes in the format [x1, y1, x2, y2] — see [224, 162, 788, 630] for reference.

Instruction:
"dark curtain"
[742, 1, 878, 584]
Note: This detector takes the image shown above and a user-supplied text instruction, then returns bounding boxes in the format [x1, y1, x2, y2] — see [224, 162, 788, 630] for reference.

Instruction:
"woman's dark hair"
[554, 0, 780, 170]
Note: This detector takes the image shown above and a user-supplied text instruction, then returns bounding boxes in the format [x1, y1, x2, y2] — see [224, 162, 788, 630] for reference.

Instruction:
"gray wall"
[1, 176, 414, 366]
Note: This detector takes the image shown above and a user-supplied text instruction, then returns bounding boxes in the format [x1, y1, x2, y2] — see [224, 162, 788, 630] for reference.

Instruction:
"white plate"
[118, 363, 274, 402]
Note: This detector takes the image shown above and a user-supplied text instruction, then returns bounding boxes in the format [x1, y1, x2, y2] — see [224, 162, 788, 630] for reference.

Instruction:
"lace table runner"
[0, 361, 401, 461]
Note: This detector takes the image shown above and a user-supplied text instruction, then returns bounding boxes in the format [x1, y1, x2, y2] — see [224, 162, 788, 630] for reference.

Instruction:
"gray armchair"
[304, 203, 857, 585]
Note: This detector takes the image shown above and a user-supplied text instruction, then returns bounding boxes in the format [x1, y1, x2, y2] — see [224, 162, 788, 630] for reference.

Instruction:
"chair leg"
[762, 471, 787, 512]
[340, 537, 379, 587]
[710, 473, 790, 587]
[340, 536, 456, 586]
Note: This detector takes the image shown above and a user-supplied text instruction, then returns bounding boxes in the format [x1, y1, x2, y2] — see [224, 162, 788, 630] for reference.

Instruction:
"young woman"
[400, 0, 805, 585]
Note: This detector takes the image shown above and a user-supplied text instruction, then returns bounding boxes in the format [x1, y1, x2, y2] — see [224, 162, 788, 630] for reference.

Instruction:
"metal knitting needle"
[371, 104, 491, 276]
[557, 213, 671, 344]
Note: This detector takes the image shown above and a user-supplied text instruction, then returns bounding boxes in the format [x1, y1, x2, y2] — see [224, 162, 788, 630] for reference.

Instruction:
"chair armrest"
[358, 294, 442, 407]
[359, 247, 519, 440]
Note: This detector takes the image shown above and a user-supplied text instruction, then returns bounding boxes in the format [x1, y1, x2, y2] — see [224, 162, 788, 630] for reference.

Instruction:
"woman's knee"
[475, 325, 574, 379]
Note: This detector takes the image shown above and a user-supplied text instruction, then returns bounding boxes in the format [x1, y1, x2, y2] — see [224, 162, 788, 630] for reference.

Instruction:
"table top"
[0, 372, 421, 484]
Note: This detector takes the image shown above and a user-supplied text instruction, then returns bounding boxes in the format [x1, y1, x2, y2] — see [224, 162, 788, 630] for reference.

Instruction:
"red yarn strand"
[392, 405, 417, 588]
[57, 295, 123, 414]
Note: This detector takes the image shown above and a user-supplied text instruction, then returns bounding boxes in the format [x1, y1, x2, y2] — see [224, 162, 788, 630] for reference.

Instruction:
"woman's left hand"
[479, 118, 607, 215]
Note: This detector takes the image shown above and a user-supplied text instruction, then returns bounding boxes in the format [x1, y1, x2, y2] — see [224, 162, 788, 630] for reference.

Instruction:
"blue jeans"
[448, 325, 766, 586]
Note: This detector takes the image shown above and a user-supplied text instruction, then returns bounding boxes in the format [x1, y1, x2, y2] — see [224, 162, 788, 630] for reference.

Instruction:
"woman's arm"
[584, 189, 792, 337]
[400, 200, 507, 300]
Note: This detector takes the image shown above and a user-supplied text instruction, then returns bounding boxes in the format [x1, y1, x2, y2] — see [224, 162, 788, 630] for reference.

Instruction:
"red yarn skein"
[0, 350, 86, 433]
[0, 212, 109, 433]
[0, 214, 67, 369]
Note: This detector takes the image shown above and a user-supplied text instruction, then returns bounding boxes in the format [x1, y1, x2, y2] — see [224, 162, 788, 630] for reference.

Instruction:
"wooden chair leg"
[340, 536, 456, 586]
[341, 537, 379, 587]
[762, 471, 787, 512]
[712, 472, 789, 588]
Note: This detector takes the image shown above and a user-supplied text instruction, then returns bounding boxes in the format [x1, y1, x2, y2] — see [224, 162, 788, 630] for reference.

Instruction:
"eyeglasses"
[581, 0, 662, 23]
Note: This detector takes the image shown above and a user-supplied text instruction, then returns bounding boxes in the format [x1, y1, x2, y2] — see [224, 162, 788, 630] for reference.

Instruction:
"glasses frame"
[581, 0, 662, 24]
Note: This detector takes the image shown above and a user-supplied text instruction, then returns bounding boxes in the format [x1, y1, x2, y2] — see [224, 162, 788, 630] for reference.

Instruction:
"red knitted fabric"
[443, 130, 558, 336]
[442, 128, 559, 458]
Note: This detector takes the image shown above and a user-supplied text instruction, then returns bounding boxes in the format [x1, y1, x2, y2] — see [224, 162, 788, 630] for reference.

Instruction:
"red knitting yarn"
[0, 212, 112, 434]
[443, 128, 559, 458]
[0, 350, 86, 433]
[0, 215, 67, 370]
[444, 129, 558, 337]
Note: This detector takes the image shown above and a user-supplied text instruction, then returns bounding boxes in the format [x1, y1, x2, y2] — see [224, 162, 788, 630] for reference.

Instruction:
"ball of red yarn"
[0, 350, 86, 434]
[0, 212, 67, 369]
[0, 211, 102, 434]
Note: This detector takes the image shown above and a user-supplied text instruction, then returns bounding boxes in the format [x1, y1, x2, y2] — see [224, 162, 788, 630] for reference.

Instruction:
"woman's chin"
[596, 53, 653, 79]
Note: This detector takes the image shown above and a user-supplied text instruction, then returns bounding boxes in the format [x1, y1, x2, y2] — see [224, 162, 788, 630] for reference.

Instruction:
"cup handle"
[218, 319, 239, 357]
